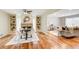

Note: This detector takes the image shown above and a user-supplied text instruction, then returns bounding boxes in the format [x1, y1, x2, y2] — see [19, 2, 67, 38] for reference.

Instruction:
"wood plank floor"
[1, 32, 79, 49]
[0, 33, 15, 49]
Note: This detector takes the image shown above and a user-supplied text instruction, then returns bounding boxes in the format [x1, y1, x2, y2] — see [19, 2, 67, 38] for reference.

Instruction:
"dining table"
[20, 29, 32, 40]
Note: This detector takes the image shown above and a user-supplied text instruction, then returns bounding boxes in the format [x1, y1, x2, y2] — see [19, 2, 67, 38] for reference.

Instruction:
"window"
[65, 17, 79, 27]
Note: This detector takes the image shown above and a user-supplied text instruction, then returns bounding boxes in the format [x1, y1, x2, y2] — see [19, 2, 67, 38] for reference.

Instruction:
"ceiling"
[1, 9, 51, 16]
[2, 9, 57, 16]
[2, 9, 79, 18]
[1, 9, 17, 15]
[48, 9, 79, 17]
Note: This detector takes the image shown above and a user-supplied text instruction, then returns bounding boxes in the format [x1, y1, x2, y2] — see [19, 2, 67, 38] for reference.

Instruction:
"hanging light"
[23, 9, 27, 14]
[23, 9, 32, 15]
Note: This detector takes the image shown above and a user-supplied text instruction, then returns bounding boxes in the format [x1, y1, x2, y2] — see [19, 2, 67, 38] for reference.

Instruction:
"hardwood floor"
[0, 32, 15, 49]
[1, 32, 79, 49]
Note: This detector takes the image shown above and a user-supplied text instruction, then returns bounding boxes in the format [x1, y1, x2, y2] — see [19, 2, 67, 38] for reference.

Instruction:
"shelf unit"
[9, 16, 16, 31]
[36, 16, 41, 31]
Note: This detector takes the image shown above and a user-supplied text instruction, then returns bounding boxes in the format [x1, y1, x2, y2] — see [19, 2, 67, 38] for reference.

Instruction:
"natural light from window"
[65, 17, 79, 27]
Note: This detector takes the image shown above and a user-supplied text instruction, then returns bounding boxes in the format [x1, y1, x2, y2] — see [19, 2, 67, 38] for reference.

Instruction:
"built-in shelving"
[36, 16, 41, 31]
[9, 16, 16, 31]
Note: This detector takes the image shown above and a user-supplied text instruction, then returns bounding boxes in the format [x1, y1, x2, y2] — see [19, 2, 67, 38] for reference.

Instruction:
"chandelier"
[23, 9, 32, 15]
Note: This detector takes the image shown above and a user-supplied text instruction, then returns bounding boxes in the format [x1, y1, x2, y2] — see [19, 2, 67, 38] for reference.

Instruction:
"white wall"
[41, 15, 66, 33]
[59, 17, 65, 27]
[0, 11, 10, 34]
[40, 10, 60, 33]
[33, 17, 36, 32]
[16, 14, 22, 31]
[47, 17, 60, 27]
[41, 14, 60, 33]
[41, 15, 48, 33]
[47, 16, 65, 30]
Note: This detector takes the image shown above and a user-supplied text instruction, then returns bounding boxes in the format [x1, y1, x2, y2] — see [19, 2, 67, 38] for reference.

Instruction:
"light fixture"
[23, 9, 32, 14]
[23, 9, 27, 14]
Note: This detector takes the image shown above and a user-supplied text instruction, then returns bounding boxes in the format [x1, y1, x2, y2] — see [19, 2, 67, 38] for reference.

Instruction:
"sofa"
[59, 27, 79, 38]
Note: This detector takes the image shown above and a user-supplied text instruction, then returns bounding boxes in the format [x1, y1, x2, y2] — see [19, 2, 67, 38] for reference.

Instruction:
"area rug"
[5, 31, 39, 46]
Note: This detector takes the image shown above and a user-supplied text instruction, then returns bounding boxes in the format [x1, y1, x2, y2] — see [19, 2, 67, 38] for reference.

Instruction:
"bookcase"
[9, 16, 16, 31]
[36, 16, 41, 31]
